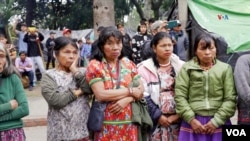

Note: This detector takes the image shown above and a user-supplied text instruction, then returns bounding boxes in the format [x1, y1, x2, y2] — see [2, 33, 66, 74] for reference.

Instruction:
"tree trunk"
[93, 0, 115, 39]
[26, 0, 36, 26]
[178, 0, 188, 28]
[151, 0, 163, 20]
[143, 0, 152, 20]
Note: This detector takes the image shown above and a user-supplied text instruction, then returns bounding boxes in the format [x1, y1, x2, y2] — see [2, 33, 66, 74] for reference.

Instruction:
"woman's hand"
[131, 86, 143, 101]
[9, 99, 18, 110]
[190, 118, 206, 134]
[204, 120, 216, 134]
[167, 114, 180, 124]
[69, 54, 79, 74]
[73, 88, 83, 97]
[158, 115, 171, 127]
[109, 97, 132, 114]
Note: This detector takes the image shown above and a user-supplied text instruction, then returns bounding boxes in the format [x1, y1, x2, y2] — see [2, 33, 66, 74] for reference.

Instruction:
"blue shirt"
[80, 43, 92, 58]
[17, 31, 28, 52]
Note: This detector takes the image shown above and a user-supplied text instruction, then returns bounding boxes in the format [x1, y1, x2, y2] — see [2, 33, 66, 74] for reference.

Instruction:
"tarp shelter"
[168, 0, 250, 69]
[188, 0, 250, 53]
[38, 28, 93, 61]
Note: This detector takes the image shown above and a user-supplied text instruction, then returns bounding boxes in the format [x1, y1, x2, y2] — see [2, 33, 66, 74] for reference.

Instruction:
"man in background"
[63, 28, 72, 38]
[116, 22, 133, 61]
[45, 31, 56, 70]
[13, 22, 28, 53]
[23, 26, 45, 83]
[15, 51, 34, 91]
[172, 21, 189, 61]
[80, 37, 92, 67]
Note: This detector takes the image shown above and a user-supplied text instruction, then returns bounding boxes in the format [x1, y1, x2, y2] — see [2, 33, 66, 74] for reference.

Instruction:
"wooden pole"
[37, 41, 44, 61]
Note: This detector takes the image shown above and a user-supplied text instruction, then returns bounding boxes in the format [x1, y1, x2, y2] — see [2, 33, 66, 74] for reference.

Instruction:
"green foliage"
[34, 0, 93, 30]
[2, 0, 175, 30]
[162, 0, 175, 10]
[0, 0, 20, 26]
[25, 0, 132, 30]
[160, 0, 176, 20]
[13, 0, 93, 30]
[125, 8, 141, 31]
[5, 24, 18, 44]
[114, 0, 131, 23]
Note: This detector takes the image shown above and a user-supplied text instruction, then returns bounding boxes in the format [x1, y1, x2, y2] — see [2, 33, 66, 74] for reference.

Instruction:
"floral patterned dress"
[45, 69, 90, 141]
[85, 57, 140, 141]
[151, 65, 180, 141]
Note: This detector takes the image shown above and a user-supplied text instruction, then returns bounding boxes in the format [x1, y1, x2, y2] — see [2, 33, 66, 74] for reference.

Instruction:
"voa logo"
[226, 129, 246, 136]
[217, 14, 229, 20]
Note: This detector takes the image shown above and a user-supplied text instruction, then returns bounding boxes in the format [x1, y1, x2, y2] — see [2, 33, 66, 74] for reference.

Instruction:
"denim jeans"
[21, 70, 34, 87]
[30, 56, 45, 82]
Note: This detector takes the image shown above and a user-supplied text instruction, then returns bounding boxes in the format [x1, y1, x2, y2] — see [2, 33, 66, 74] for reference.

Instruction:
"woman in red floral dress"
[86, 26, 144, 141]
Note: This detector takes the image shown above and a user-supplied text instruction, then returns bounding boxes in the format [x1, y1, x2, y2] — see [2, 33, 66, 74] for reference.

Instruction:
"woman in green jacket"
[175, 33, 236, 141]
[0, 43, 29, 140]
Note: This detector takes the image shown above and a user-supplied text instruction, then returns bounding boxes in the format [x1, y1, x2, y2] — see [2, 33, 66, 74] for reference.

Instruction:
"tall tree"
[130, 0, 172, 20]
[0, 0, 19, 25]
[10, 0, 173, 31]
[130, 0, 145, 20]
[143, 0, 152, 20]
[15, 0, 36, 26]
[25, 0, 36, 26]
[151, 0, 163, 19]
[15, 0, 93, 30]
[114, 0, 131, 23]
[93, 0, 115, 39]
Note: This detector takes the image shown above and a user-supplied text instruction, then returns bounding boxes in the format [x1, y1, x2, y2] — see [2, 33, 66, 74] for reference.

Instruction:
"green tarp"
[188, 0, 250, 53]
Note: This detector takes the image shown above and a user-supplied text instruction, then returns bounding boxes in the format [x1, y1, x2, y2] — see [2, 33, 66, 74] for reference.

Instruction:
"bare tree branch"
[151, 0, 163, 19]
[130, 0, 145, 20]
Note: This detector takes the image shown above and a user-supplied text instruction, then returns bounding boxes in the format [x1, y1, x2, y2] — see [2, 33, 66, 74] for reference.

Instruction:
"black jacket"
[23, 32, 44, 57]
[45, 37, 55, 56]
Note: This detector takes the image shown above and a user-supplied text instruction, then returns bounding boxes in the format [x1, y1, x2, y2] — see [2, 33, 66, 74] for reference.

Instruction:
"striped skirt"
[178, 115, 231, 141]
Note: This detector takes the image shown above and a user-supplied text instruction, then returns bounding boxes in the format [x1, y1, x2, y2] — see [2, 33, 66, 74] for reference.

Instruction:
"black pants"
[22, 71, 34, 87]
[46, 54, 55, 70]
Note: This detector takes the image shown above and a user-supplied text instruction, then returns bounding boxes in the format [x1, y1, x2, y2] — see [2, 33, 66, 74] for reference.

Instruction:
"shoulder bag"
[87, 61, 121, 132]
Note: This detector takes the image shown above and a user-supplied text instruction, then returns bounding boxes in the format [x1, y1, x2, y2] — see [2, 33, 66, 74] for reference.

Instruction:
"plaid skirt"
[0, 128, 25, 141]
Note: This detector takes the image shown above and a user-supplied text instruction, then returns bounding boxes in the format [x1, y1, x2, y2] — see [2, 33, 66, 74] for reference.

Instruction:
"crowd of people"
[0, 17, 247, 141]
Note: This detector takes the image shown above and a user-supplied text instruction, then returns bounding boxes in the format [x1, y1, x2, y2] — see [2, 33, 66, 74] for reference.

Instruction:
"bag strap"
[92, 60, 121, 102]
[115, 61, 121, 89]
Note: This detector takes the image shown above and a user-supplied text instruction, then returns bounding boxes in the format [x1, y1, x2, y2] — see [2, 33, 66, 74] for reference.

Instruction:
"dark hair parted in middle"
[91, 26, 125, 62]
[193, 33, 218, 57]
[53, 36, 78, 56]
[150, 32, 173, 68]
[0, 43, 19, 78]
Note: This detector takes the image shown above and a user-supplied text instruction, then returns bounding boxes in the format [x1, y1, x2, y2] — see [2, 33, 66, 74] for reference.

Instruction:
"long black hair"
[90, 26, 125, 62]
